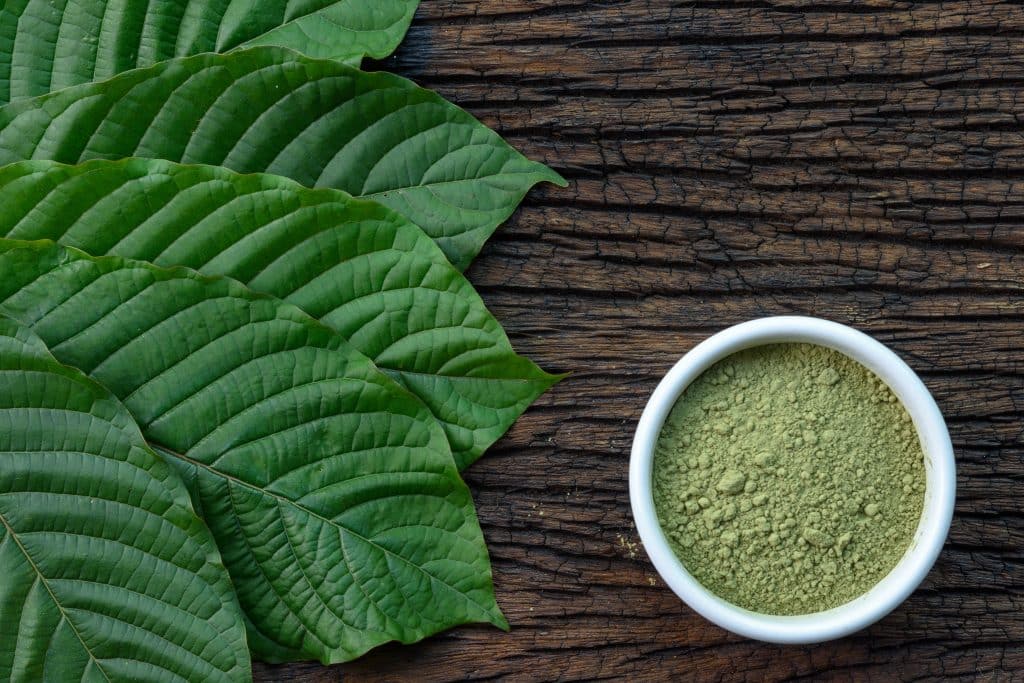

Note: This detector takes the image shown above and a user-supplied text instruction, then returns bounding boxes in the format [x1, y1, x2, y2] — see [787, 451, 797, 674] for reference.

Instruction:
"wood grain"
[256, 1, 1024, 680]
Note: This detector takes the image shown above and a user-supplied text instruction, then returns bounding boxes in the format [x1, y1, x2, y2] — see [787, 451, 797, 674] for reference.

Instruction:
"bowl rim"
[629, 316, 956, 644]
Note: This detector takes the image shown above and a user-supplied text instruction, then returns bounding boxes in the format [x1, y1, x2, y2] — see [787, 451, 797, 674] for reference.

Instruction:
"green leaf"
[0, 239, 508, 665]
[0, 0, 420, 102]
[239, 0, 420, 62]
[0, 158, 562, 468]
[0, 46, 565, 270]
[0, 315, 251, 682]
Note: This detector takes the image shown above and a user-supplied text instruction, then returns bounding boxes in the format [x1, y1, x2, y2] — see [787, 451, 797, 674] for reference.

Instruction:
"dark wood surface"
[255, 1, 1024, 680]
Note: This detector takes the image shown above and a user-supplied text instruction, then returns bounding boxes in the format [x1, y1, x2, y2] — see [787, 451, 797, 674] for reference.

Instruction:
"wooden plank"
[256, 0, 1024, 679]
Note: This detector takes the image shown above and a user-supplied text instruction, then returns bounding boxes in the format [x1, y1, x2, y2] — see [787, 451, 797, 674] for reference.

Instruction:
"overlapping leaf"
[0, 0, 420, 103]
[0, 239, 507, 665]
[0, 315, 251, 682]
[0, 158, 560, 468]
[239, 0, 420, 62]
[0, 46, 565, 270]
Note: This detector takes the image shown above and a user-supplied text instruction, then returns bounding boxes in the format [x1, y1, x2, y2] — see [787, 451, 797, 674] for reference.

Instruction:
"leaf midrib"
[360, 163, 552, 199]
[154, 444, 499, 625]
[0, 512, 114, 683]
[390, 367, 555, 385]
[249, 4, 410, 42]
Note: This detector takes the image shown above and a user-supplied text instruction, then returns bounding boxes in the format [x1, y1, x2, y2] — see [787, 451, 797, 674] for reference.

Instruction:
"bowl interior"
[629, 316, 955, 644]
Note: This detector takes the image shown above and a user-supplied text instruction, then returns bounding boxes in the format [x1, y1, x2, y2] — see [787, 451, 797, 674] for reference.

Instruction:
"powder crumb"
[802, 527, 834, 548]
[717, 469, 747, 495]
[651, 343, 926, 615]
[836, 532, 853, 553]
[816, 367, 841, 386]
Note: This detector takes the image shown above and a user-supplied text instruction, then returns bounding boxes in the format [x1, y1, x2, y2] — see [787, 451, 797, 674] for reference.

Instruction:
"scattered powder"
[652, 343, 926, 615]
[618, 534, 640, 560]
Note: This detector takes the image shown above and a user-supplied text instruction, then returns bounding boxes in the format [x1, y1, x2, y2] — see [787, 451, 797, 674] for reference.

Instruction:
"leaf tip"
[546, 370, 572, 386]
[490, 608, 511, 632]
[543, 165, 569, 188]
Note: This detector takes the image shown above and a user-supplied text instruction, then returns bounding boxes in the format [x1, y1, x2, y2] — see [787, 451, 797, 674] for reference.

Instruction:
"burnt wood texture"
[255, 1, 1024, 680]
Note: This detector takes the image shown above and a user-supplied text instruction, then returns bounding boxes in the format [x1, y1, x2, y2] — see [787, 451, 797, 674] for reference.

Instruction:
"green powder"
[652, 343, 926, 615]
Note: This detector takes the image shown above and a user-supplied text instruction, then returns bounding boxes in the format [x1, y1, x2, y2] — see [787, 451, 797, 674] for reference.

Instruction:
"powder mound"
[651, 343, 926, 615]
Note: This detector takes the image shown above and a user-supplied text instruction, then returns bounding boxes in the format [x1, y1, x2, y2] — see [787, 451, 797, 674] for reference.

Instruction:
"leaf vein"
[0, 513, 114, 683]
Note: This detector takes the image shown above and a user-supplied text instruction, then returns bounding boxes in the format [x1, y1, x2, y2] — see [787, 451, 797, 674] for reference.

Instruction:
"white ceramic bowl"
[629, 316, 955, 644]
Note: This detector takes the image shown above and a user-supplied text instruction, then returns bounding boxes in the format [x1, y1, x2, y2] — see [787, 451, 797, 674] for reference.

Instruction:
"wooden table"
[256, 1, 1024, 680]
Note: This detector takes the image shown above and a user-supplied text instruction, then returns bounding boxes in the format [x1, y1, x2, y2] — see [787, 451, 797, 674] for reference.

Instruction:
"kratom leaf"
[0, 46, 566, 270]
[239, 0, 420, 61]
[0, 158, 561, 468]
[0, 0, 420, 103]
[0, 239, 507, 665]
[0, 315, 251, 682]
